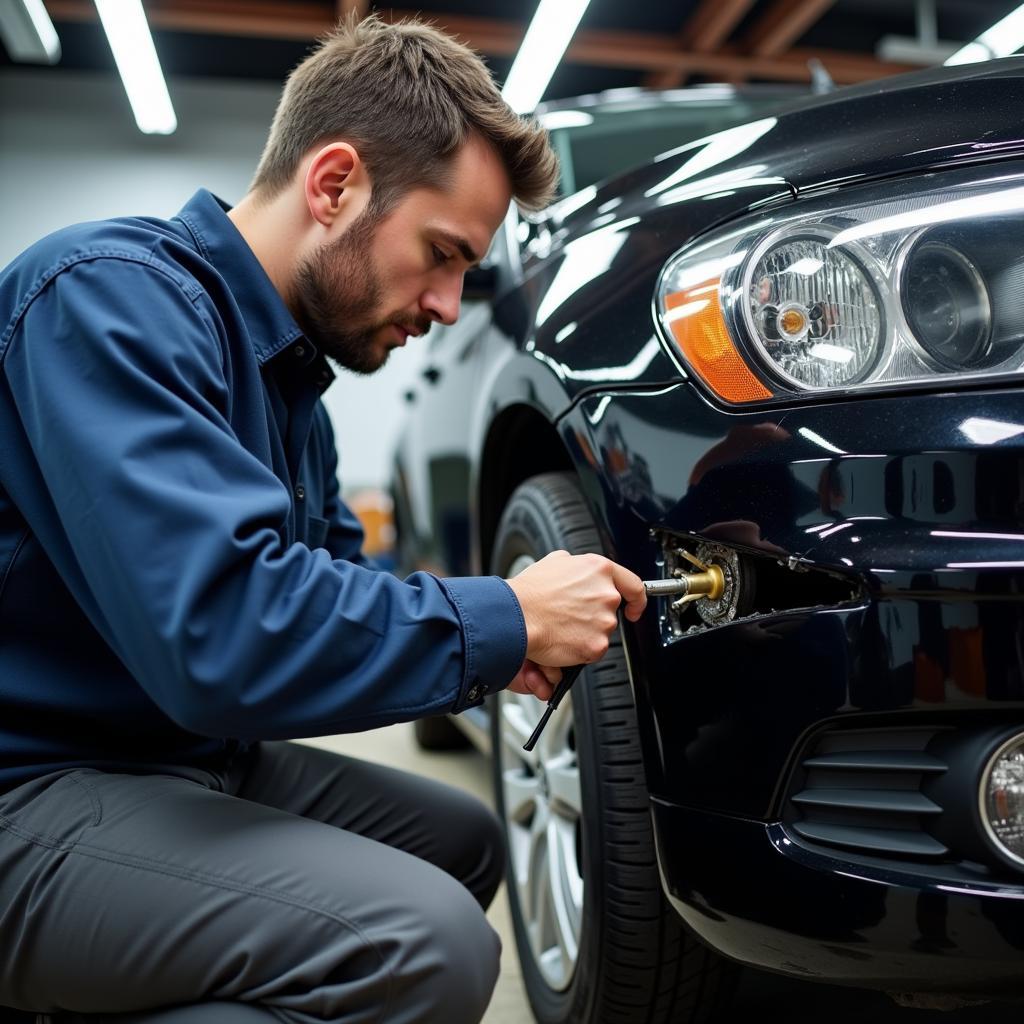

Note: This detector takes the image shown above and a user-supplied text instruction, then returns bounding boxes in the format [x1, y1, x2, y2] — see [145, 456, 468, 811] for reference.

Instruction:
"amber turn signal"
[664, 281, 771, 404]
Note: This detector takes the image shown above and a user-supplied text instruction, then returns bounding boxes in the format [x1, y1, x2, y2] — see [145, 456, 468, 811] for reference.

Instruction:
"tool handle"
[523, 663, 584, 751]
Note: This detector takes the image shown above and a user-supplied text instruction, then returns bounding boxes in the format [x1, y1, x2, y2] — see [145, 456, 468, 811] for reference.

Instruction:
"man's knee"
[385, 872, 501, 1024]
[463, 800, 506, 911]
[430, 789, 506, 912]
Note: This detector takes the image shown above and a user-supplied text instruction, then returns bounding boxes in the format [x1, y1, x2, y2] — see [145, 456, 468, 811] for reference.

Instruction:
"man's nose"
[423, 278, 462, 326]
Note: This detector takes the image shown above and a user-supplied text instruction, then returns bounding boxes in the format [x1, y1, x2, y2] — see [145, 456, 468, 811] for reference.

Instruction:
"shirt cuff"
[435, 575, 527, 713]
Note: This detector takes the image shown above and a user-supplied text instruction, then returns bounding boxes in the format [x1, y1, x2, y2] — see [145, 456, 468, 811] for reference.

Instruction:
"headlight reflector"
[980, 732, 1024, 869]
[746, 235, 883, 389]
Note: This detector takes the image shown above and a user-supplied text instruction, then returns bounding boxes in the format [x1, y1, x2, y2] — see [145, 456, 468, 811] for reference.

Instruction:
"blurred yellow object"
[345, 487, 396, 557]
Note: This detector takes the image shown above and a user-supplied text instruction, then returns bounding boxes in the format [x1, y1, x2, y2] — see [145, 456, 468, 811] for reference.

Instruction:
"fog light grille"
[786, 728, 950, 859]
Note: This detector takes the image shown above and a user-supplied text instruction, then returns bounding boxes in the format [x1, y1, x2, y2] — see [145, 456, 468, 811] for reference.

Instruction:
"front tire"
[490, 472, 737, 1024]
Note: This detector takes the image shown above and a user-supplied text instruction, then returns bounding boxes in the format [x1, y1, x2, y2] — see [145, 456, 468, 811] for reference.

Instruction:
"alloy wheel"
[499, 554, 584, 991]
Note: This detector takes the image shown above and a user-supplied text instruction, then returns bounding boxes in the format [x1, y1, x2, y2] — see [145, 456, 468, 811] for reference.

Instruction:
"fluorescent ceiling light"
[0, 0, 60, 64]
[502, 0, 591, 114]
[539, 110, 594, 130]
[94, 0, 176, 134]
[876, 0, 958, 65]
[946, 3, 1024, 65]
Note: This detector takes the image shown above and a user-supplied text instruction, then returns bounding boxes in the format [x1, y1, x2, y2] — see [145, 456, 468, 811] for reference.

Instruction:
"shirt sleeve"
[2, 256, 526, 738]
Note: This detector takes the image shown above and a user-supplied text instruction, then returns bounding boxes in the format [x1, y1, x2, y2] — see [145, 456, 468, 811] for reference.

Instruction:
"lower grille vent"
[786, 728, 950, 859]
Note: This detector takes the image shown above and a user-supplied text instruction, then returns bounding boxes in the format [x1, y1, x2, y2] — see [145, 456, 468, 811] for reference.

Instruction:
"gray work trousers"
[0, 740, 505, 1023]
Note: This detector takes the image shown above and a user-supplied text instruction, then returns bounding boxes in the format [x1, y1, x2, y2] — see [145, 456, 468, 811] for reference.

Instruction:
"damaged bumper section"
[651, 528, 863, 639]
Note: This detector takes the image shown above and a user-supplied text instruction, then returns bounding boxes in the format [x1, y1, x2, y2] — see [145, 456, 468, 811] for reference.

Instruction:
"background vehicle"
[392, 64, 1024, 1023]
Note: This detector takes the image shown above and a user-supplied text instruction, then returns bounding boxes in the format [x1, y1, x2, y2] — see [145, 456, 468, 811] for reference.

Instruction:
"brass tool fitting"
[643, 550, 725, 605]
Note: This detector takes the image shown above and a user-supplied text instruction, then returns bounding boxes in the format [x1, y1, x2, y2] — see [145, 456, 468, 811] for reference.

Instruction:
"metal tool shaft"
[642, 577, 692, 597]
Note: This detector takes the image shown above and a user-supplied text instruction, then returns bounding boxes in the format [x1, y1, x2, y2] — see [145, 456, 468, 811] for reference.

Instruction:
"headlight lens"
[901, 238, 991, 370]
[980, 732, 1024, 869]
[656, 169, 1024, 404]
[746, 234, 883, 389]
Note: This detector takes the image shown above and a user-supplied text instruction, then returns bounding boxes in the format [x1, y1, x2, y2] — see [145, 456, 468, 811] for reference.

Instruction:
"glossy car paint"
[652, 807, 1024, 992]
[393, 59, 1024, 993]
[568, 384, 1024, 813]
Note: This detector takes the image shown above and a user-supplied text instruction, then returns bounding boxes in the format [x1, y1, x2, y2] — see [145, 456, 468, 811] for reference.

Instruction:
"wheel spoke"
[500, 696, 540, 771]
[524, 801, 551, 940]
[547, 817, 581, 964]
[518, 798, 549, 917]
[502, 769, 538, 825]
[546, 750, 581, 820]
[555, 815, 584, 923]
[538, 946, 563, 983]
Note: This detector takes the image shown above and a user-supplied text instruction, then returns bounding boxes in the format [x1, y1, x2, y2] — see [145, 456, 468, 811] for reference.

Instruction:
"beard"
[290, 207, 429, 375]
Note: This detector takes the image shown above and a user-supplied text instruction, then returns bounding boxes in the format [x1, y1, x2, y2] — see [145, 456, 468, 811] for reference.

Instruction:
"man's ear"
[303, 142, 370, 228]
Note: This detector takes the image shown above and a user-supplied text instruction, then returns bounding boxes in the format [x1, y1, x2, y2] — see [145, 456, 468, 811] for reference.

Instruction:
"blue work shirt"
[0, 189, 526, 790]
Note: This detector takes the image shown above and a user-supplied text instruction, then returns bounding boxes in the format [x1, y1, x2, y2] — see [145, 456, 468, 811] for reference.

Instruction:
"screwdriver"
[523, 560, 724, 751]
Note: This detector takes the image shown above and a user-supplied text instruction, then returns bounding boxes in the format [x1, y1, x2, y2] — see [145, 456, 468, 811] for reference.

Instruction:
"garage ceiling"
[3, 0, 1022, 104]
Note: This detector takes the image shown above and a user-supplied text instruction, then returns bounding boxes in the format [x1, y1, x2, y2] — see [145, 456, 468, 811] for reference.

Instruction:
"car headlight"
[980, 731, 1024, 870]
[745, 229, 884, 389]
[656, 169, 1024, 404]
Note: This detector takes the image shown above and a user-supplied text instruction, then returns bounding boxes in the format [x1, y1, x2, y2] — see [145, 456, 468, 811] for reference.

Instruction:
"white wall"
[0, 68, 425, 489]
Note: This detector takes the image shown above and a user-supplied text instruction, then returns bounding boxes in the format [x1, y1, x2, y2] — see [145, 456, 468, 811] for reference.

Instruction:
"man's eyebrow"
[435, 229, 481, 267]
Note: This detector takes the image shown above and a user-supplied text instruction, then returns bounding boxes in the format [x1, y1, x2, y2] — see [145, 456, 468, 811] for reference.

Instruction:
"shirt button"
[293, 344, 306, 358]
[467, 684, 481, 702]
[295, 484, 306, 500]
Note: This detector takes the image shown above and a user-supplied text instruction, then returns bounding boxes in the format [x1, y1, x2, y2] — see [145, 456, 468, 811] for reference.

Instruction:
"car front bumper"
[565, 382, 1024, 989]
[651, 799, 1024, 995]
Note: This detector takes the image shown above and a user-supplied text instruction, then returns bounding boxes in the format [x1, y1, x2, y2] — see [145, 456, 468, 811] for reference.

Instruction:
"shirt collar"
[174, 189, 306, 366]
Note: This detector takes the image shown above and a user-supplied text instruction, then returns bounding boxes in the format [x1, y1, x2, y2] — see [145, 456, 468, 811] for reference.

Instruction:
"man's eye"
[432, 245, 451, 266]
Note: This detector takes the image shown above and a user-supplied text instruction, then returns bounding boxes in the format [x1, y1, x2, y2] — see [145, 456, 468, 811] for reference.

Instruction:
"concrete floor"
[303, 727, 1018, 1024]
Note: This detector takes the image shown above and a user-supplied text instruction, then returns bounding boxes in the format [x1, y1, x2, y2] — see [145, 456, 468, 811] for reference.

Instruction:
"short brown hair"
[251, 14, 558, 213]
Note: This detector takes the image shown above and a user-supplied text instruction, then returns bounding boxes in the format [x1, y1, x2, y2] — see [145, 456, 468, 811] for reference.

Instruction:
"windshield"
[544, 93, 799, 196]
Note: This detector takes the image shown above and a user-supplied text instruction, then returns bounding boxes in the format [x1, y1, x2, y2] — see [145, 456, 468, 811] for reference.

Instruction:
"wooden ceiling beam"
[646, 0, 756, 89]
[390, 14, 524, 55]
[43, 0, 913, 84]
[663, 46, 914, 85]
[46, 0, 350, 41]
[337, 0, 368, 22]
[43, 2, 523, 47]
[743, 0, 836, 58]
[686, 0, 757, 51]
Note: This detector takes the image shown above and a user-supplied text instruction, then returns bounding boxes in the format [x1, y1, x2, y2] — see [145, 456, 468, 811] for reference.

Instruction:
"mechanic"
[0, 15, 646, 1024]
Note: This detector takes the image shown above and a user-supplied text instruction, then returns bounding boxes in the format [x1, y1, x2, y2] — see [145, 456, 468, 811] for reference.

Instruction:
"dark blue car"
[392, 63, 1024, 1023]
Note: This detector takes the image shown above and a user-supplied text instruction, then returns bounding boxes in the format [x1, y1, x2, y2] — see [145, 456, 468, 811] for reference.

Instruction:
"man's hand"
[506, 659, 559, 701]
[506, 550, 646, 669]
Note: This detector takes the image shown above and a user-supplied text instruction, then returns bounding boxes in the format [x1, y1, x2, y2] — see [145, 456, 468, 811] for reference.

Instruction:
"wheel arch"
[477, 403, 575, 574]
